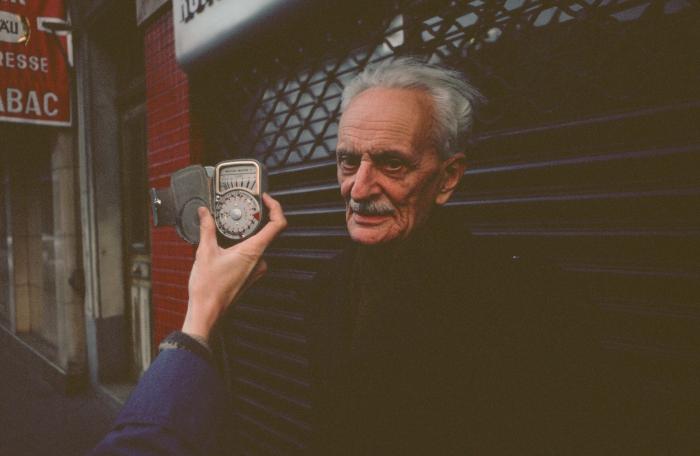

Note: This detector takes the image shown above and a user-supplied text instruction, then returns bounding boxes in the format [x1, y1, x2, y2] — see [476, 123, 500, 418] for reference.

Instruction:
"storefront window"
[36, 163, 57, 346]
[4, 130, 58, 349]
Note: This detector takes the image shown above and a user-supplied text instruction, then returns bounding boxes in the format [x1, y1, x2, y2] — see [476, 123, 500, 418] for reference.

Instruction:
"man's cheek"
[394, 205, 421, 237]
[340, 182, 353, 200]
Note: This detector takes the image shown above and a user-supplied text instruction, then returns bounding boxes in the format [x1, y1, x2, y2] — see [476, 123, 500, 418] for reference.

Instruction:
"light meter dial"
[214, 189, 262, 240]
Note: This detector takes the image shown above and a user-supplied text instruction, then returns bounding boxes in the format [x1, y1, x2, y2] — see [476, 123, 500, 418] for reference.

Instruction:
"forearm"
[90, 347, 228, 455]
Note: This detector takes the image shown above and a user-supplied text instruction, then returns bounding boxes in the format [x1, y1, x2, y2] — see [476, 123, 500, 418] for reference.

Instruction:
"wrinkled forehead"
[338, 88, 435, 153]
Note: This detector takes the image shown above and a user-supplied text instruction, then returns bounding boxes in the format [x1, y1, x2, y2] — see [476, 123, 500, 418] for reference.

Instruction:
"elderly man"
[306, 56, 599, 454]
[335, 58, 476, 246]
[93, 57, 598, 455]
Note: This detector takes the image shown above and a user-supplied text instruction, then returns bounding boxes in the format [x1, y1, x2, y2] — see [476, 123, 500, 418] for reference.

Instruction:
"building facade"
[1, 0, 698, 453]
[1, 0, 152, 399]
[1, 0, 86, 392]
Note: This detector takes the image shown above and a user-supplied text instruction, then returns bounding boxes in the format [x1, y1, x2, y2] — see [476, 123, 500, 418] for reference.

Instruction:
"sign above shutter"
[173, 0, 305, 71]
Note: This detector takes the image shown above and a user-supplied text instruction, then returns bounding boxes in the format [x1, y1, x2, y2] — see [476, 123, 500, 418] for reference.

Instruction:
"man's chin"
[347, 223, 398, 245]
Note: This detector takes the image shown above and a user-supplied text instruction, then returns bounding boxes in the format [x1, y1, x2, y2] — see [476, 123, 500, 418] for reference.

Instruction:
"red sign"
[0, 0, 71, 126]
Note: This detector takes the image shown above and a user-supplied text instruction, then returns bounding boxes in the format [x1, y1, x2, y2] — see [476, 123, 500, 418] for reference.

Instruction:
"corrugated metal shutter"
[191, 1, 700, 453]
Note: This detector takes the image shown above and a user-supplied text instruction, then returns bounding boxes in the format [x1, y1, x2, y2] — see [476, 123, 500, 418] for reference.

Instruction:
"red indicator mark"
[253, 212, 260, 221]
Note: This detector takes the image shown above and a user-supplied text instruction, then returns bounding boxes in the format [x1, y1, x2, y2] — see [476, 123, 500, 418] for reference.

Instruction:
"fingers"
[197, 206, 217, 252]
[264, 193, 287, 228]
[246, 193, 287, 250]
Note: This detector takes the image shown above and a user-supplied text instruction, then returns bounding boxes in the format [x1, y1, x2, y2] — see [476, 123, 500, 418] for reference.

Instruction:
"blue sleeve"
[90, 348, 229, 456]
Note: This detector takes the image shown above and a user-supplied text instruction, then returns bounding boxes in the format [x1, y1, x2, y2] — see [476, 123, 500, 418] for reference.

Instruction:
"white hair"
[341, 56, 484, 159]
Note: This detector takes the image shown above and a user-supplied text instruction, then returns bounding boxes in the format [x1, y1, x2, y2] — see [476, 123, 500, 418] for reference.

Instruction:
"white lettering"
[24, 90, 40, 115]
[7, 88, 21, 113]
[0, 89, 62, 118]
[44, 92, 58, 116]
[0, 51, 49, 73]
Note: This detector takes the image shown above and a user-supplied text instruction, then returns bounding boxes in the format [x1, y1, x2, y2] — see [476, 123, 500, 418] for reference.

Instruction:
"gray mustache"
[348, 199, 396, 216]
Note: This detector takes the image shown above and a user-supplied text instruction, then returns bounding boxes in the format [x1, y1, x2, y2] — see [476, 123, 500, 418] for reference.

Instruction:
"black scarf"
[318, 209, 474, 454]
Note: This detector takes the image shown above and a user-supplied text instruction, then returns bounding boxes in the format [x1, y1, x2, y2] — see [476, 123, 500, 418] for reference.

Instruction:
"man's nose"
[350, 161, 379, 201]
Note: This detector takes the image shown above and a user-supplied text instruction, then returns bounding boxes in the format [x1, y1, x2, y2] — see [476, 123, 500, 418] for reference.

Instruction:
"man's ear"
[435, 152, 466, 205]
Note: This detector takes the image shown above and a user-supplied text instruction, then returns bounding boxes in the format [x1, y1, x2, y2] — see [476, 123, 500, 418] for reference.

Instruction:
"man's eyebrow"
[335, 149, 416, 167]
[336, 149, 409, 158]
[336, 148, 359, 156]
[373, 150, 410, 159]
[371, 150, 419, 167]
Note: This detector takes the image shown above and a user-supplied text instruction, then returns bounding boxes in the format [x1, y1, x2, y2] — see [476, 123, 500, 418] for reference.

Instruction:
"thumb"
[197, 206, 216, 249]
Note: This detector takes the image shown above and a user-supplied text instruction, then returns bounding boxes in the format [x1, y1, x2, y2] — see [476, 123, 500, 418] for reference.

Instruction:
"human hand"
[182, 193, 287, 341]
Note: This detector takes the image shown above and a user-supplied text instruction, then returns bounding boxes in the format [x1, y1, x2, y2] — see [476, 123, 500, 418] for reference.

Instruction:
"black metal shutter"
[191, 1, 700, 453]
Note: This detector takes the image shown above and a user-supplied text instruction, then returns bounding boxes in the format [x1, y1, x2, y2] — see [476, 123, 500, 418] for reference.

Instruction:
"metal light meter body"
[213, 160, 266, 243]
[150, 159, 267, 246]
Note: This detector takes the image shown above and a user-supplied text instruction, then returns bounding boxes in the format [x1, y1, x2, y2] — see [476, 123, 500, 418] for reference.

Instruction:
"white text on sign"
[0, 51, 49, 73]
[0, 88, 60, 116]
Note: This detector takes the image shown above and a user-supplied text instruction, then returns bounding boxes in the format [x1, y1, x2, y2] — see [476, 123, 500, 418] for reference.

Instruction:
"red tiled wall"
[145, 9, 202, 346]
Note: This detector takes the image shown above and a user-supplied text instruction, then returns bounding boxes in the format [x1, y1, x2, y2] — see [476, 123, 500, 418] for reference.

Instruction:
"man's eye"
[338, 155, 359, 170]
[382, 159, 404, 172]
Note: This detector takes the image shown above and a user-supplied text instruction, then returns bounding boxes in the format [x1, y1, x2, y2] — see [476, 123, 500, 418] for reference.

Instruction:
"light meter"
[150, 159, 267, 246]
[213, 160, 266, 243]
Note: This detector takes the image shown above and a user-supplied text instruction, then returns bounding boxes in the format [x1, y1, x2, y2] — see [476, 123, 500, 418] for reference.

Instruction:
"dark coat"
[306, 209, 605, 455]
